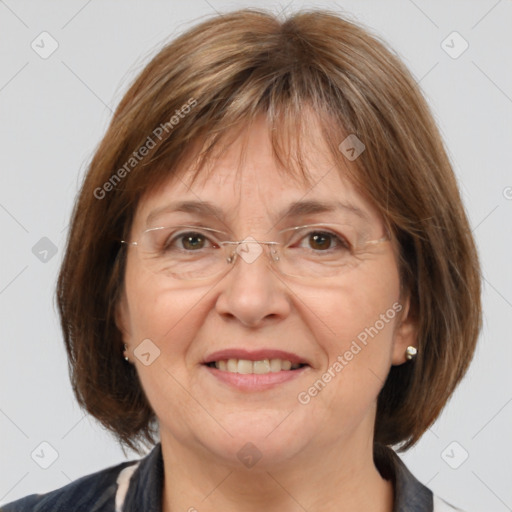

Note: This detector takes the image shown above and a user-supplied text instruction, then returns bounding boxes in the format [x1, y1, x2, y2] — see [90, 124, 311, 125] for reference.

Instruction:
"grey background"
[1, 0, 511, 510]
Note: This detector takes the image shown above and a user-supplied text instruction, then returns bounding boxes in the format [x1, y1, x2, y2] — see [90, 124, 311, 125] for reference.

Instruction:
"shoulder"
[1, 459, 140, 512]
[374, 444, 467, 512]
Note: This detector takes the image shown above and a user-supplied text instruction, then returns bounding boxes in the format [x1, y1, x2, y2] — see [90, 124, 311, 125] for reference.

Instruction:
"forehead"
[133, 115, 382, 230]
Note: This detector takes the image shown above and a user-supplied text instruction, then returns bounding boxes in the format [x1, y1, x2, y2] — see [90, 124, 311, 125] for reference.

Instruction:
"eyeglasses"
[121, 223, 390, 281]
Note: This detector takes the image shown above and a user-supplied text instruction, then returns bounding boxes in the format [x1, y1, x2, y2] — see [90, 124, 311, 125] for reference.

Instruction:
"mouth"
[203, 349, 311, 381]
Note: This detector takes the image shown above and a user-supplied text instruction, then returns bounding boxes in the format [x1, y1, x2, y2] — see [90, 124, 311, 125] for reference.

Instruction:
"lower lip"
[202, 364, 308, 391]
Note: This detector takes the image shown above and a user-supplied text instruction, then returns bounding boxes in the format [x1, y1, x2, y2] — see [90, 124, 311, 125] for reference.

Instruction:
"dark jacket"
[1, 443, 462, 511]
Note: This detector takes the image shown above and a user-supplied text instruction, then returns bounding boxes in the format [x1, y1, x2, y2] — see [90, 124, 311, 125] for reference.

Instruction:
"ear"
[115, 290, 132, 343]
[391, 297, 417, 365]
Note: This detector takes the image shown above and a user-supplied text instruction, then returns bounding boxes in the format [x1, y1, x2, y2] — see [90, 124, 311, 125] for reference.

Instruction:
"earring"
[123, 343, 129, 362]
[405, 346, 418, 360]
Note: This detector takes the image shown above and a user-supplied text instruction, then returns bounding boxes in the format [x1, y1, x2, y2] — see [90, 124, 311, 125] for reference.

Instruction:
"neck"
[160, 429, 394, 512]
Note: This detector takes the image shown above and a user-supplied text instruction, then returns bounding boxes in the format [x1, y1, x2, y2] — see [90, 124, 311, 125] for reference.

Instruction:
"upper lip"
[203, 349, 310, 366]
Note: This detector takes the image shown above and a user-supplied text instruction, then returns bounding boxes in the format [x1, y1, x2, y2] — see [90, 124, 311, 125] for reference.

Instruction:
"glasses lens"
[139, 226, 229, 280]
[276, 224, 356, 278]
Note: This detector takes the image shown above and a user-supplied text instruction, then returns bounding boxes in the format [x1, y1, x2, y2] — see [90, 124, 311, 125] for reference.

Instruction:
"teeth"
[253, 360, 270, 374]
[281, 360, 292, 371]
[213, 358, 302, 374]
[237, 359, 253, 374]
[269, 359, 282, 372]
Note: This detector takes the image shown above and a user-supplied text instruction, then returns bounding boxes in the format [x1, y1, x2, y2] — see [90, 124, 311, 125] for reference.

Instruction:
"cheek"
[308, 251, 400, 343]
[299, 253, 401, 407]
[122, 263, 214, 429]
[123, 253, 202, 342]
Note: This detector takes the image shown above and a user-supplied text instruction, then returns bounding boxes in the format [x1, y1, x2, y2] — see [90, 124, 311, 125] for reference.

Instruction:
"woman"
[3, 8, 481, 512]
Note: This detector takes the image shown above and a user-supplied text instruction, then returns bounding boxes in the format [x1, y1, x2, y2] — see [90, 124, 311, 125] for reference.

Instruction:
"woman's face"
[117, 115, 415, 469]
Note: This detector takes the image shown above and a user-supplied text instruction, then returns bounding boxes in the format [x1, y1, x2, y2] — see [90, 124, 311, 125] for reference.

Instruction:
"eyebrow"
[145, 199, 370, 227]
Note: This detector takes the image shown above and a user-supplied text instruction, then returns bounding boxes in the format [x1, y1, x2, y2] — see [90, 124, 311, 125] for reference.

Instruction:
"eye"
[143, 225, 229, 255]
[166, 231, 217, 251]
[297, 229, 350, 252]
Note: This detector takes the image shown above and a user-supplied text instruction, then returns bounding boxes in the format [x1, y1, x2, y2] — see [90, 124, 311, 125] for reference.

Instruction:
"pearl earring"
[405, 346, 417, 360]
[123, 343, 129, 362]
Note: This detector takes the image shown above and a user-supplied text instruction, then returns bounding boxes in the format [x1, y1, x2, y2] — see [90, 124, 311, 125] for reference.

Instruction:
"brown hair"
[57, 8, 481, 452]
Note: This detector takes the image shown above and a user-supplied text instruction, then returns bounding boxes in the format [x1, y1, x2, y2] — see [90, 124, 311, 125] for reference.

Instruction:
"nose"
[214, 241, 291, 328]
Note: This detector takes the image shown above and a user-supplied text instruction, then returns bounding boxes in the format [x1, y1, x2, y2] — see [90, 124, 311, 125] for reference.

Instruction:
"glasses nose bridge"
[223, 238, 280, 268]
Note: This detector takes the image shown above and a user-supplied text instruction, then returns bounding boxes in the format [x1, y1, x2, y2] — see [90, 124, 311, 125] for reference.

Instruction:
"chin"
[192, 412, 313, 469]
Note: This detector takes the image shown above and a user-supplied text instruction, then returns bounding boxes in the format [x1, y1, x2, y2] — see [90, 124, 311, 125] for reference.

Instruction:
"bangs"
[127, 78, 358, 212]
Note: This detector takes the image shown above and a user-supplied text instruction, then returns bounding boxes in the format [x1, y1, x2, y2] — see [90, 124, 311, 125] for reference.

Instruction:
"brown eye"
[180, 233, 207, 250]
[159, 231, 212, 252]
[309, 232, 332, 250]
[304, 231, 349, 251]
